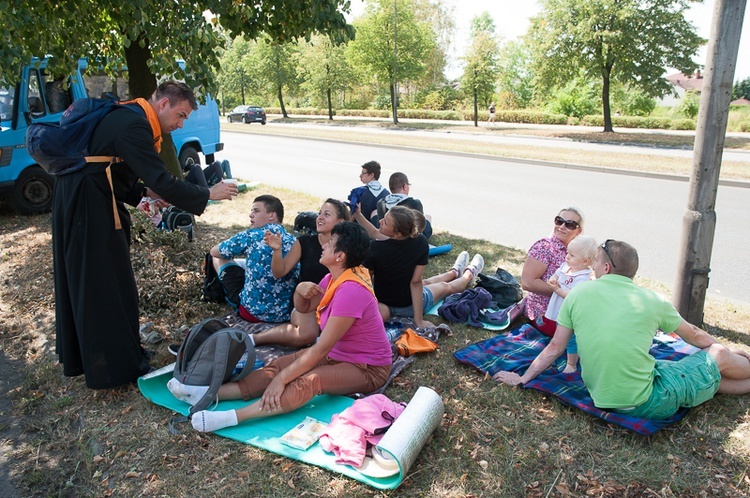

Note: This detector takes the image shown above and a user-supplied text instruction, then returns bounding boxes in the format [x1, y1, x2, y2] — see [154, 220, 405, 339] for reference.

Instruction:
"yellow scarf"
[316, 266, 375, 325]
[119, 97, 162, 153]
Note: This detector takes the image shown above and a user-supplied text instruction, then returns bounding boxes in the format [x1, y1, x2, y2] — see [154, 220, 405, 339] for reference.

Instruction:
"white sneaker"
[467, 254, 485, 278]
[452, 251, 470, 277]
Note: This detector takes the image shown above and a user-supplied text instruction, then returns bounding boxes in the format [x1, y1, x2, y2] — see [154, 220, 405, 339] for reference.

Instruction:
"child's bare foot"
[562, 364, 577, 374]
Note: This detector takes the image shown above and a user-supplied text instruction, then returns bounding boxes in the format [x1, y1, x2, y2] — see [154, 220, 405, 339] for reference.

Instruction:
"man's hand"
[416, 319, 436, 329]
[209, 182, 238, 201]
[492, 371, 523, 386]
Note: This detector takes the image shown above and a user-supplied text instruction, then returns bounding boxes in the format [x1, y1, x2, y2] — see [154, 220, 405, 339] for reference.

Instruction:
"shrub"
[581, 115, 679, 130]
[669, 119, 696, 131]
[678, 90, 700, 119]
[738, 121, 750, 132]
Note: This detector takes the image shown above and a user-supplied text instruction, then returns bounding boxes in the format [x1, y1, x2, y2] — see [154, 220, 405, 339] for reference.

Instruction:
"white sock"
[191, 409, 239, 432]
[167, 378, 210, 406]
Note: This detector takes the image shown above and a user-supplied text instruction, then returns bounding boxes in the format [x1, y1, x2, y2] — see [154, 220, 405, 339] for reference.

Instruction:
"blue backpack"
[26, 98, 136, 176]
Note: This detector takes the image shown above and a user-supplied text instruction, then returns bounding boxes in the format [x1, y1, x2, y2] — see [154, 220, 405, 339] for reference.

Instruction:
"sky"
[348, 0, 750, 82]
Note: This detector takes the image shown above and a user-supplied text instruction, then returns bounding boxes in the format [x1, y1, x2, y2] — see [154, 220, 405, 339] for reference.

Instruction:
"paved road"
[267, 121, 750, 163]
[220, 130, 747, 304]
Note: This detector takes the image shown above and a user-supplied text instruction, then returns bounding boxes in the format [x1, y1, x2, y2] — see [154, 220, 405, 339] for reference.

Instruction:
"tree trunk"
[123, 35, 157, 99]
[473, 85, 478, 127]
[601, 70, 613, 133]
[160, 134, 183, 178]
[390, 83, 398, 124]
[278, 85, 288, 118]
[123, 34, 182, 177]
[327, 88, 333, 120]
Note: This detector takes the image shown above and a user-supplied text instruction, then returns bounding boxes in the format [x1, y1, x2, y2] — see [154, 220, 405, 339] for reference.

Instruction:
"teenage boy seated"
[347, 160, 389, 226]
[210, 194, 298, 322]
[375, 171, 432, 239]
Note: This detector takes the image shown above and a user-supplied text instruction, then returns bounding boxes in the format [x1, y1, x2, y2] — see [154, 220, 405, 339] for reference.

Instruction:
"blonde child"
[534, 236, 598, 373]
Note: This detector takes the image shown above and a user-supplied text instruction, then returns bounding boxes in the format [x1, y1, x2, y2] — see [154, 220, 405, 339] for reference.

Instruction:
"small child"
[534, 236, 598, 373]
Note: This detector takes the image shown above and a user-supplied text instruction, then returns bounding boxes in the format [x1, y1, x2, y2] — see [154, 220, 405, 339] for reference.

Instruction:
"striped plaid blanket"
[453, 324, 699, 435]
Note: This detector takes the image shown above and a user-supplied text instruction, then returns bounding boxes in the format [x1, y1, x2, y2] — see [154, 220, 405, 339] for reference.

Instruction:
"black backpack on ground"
[475, 268, 524, 309]
[294, 211, 318, 235]
[172, 318, 255, 415]
[202, 253, 225, 302]
[162, 206, 195, 241]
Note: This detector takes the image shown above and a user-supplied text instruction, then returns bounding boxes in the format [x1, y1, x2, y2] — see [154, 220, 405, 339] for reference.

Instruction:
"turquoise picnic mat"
[138, 364, 403, 490]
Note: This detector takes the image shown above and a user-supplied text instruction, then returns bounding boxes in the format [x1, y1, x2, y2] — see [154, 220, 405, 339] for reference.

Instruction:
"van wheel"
[9, 166, 54, 215]
[179, 146, 201, 170]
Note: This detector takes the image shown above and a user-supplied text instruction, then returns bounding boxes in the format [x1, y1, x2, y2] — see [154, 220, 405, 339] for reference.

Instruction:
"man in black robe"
[52, 81, 237, 389]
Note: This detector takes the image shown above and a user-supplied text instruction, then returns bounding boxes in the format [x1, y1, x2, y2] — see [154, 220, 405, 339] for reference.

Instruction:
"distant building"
[730, 97, 750, 106]
[661, 70, 704, 107]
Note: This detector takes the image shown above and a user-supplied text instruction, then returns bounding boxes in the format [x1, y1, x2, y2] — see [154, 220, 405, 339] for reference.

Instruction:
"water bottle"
[384, 322, 404, 342]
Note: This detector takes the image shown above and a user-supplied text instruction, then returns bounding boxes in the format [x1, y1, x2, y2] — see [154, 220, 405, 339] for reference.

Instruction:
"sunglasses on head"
[554, 216, 580, 230]
[601, 239, 617, 268]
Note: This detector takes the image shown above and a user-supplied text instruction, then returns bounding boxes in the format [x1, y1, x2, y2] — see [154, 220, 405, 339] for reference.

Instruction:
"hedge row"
[460, 109, 568, 125]
[260, 107, 741, 132]
[581, 115, 697, 131]
[264, 107, 564, 124]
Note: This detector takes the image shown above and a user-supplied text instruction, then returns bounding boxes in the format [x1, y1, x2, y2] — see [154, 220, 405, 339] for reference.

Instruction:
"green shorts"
[618, 351, 721, 420]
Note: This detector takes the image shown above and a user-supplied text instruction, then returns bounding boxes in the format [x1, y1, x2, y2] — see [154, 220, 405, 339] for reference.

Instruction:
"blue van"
[0, 58, 223, 214]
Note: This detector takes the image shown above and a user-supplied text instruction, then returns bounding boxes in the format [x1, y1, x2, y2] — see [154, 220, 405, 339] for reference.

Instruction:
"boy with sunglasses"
[496, 240, 750, 420]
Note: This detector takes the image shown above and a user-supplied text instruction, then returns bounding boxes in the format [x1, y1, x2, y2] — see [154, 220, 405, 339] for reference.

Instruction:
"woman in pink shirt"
[521, 207, 584, 321]
[169, 222, 392, 432]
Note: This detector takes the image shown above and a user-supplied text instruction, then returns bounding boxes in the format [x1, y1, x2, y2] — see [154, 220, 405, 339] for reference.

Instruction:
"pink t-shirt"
[318, 275, 392, 367]
[524, 236, 567, 320]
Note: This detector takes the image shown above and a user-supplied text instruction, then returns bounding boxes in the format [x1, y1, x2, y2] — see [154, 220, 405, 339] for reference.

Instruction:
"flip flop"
[141, 330, 164, 345]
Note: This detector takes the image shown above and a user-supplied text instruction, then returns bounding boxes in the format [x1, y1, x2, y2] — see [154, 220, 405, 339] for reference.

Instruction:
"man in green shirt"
[494, 240, 750, 419]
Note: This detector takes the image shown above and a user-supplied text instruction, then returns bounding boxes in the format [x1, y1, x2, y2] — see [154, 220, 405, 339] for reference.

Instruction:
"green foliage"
[528, 0, 704, 129]
[245, 38, 301, 115]
[496, 40, 534, 109]
[298, 35, 356, 113]
[461, 109, 568, 125]
[581, 115, 694, 130]
[0, 0, 353, 96]
[678, 90, 700, 119]
[469, 11, 496, 38]
[347, 0, 438, 120]
[732, 77, 750, 100]
[610, 84, 657, 117]
[409, 84, 462, 110]
[460, 22, 501, 110]
[547, 79, 599, 119]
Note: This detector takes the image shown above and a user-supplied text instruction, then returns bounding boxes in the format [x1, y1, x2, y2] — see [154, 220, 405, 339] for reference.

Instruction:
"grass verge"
[1, 186, 749, 497]
[224, 118, 750, 181]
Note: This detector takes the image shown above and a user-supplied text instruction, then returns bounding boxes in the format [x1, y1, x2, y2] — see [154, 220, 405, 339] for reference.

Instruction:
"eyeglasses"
[554, 216, 580, 230]
[601, 239, 617, 268]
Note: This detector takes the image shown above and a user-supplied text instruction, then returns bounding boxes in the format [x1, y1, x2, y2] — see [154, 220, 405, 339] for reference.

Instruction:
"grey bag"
[172, 318, 255, 414]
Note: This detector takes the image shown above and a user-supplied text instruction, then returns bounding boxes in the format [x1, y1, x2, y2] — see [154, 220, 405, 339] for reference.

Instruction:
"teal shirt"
[557, 274, 683, 409]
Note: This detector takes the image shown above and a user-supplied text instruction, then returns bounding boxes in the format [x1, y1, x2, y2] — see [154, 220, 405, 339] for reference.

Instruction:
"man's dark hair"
[602, 240, 639, 279]
[389, 172, 409, 192]
[331, 221, 370, 268]
[361, 160, 381, 180]
[254, 194, 285, 223]
[153, 81, 198, 111]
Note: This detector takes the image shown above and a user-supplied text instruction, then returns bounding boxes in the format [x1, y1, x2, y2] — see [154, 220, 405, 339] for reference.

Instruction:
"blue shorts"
[616, 351, 721, 420]
[387, 287, 435, 318]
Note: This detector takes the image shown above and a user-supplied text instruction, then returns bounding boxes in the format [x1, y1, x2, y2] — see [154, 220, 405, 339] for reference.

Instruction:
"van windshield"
[0, 88, 13, 122]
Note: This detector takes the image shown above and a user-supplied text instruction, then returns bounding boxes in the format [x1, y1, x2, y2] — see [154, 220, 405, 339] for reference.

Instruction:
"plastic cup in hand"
[223, 178, 238, 186]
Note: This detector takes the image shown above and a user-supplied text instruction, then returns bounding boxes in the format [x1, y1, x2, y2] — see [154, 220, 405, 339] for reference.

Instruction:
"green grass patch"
[1, 187, 749, 496]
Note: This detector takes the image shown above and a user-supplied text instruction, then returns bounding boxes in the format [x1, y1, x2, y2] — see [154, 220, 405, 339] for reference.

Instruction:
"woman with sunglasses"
[521, 208, 584, 322]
